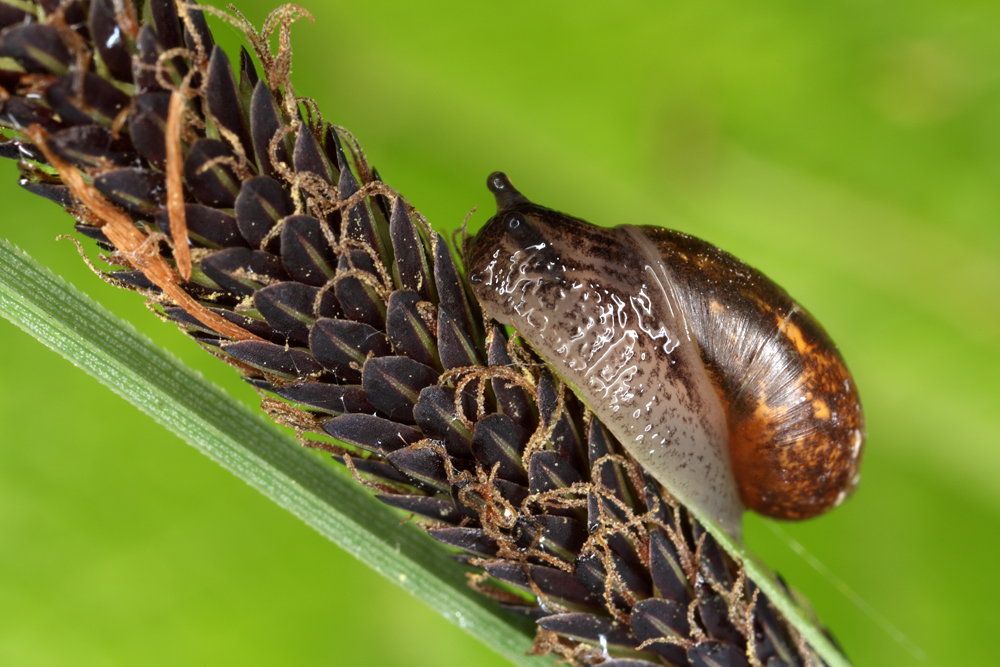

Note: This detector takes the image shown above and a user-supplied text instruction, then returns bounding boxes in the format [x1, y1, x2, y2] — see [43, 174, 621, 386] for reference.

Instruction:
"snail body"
[468, 173, 864, 538]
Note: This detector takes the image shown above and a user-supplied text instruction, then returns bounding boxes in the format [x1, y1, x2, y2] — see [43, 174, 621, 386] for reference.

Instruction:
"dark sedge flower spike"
[0, 2, 847, 666]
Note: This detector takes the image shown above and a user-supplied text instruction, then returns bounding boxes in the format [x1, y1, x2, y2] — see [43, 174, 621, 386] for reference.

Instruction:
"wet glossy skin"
[468, 173, 864, 538]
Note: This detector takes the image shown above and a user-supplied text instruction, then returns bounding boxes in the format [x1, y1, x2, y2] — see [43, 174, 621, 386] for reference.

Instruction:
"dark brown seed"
[643, 471, 676, 527]
[332, 455, 416, 487]
[487, 325, 535, 431]
[48, 126, 139, 169]
[688, 640, 752, 667]
[599, 660, 665, 667]
[293, 123, 338, 188]
[433, 234, 476, 342]
[221, 340, 323, 379]
[164, 306, 283, 343]
[437, 304, 482, 369]
[236, 175, 293, 250]
[629, 598, 691, 665]
[184, 139, 240, 207]
[574, 553, 626, 609]
[20, 180, 72, 207]
[181, 2, 215, 58]
[0, 65, 20, 92]
[254, 282, 331, 345]
[335, 250, 386, 329]
[389, 198, 433, 301]
[436, 302, 487, 414]
[129, 92, 171, 167]
[495, 479, 530, 509]
[698, 591, 744, 645]
[200, 247, 289, 297]
[607, 532, 654, 600]
[89, 0, 134, 83]
[691, 523, 735, 589]
[514, 515, 586, 563]
[413, 386, 474, 460]
[1, 98, 64, 133]
[484, 561, 603, 610]
[529, 450, 583, 494]
[540, 374, 586, 472]
[587, 418, 636, 523]
[0, 140, 20, 161]
[109, 270, 158, 291]
[274, 382, 375, 415]
[426, 527, 500, 558]
[206, 45, 253, 158]
[38, 0, 86, 27]
[309, 318, 391, 382]
[0, 3, 29, 31]
[362, 356, 439, 424]
[747, 584, 800, 666]
[369, 166, 394, 229]
[135, 25, 184, 93]
[279, 214, 337, 286]
[249, 79, 290, 179]
[385, 290, 439, 369]
[177, 279, 241, 306]
[0, 24, 71, 74]
[376, 494, 463, 525]
[385, 448, 450, 492]
[148, 0, 183, 50]
[527, 450, 585, 521]
[158, 205, 247, 249]
[322, 414, 421, 454]
[331, 135, 389, 263]
[448, 478, 485, 520]
[10, 138, 46, 163]
[238, 46, 258, 114]
[73, 223, 111, 246]
[536, 613, 639, 649]
[649, 531, 692, 605]
[471, 413, 529, 486]
[47, 72, 130, 126]
[589, 457, 639, 529]
[93, 168, 166, 215]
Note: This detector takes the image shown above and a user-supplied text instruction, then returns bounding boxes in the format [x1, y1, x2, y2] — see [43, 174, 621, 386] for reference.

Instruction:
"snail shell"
[467, 172, 864, 538]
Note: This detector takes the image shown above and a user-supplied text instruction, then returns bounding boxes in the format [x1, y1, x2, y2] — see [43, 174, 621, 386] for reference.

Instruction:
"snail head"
[468, 172, 629, 327]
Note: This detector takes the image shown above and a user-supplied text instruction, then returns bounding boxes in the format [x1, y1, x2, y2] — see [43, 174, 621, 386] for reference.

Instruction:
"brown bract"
[25, 124, 262, 342]
[165, 86, 192, 280]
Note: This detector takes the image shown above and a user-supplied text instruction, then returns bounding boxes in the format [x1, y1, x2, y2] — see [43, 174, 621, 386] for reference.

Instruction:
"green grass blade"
[0, 237, 547, 667]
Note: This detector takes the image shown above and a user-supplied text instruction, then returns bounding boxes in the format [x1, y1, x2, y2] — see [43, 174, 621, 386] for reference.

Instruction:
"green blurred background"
[2, 0, 999, 664]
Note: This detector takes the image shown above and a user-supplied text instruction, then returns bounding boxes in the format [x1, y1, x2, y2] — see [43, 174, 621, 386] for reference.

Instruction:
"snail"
[467, 172, 864, 539]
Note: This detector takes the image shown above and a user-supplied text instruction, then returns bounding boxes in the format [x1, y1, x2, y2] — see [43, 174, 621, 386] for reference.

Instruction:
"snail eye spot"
[507, 214, 522, 230]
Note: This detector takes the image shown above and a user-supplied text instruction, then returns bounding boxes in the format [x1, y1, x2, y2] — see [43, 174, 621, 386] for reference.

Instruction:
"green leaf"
[0, 237, 549, 667]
